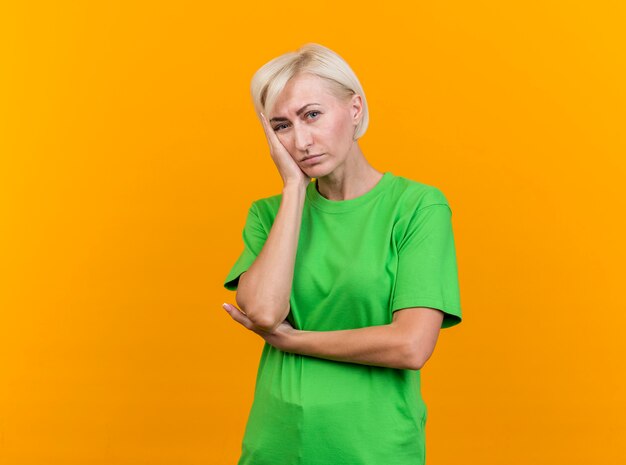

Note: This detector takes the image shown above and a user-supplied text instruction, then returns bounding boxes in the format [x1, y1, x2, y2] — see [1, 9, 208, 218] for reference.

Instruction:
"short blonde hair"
[250, 43, 369, 140]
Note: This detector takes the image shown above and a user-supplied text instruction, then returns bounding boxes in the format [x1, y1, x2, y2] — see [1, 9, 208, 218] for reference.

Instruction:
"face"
[268, 73, 362, 176]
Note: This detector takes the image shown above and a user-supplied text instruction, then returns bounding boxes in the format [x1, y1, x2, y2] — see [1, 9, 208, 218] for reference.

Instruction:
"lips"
[302, 153, 324, 161]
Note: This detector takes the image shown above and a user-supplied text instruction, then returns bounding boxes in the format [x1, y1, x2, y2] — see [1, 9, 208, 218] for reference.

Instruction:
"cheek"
[276, 133, 290, 147]
[276, 134, 297, 156]
[327, 116, 353, 145]
[319, 116, 347, 140]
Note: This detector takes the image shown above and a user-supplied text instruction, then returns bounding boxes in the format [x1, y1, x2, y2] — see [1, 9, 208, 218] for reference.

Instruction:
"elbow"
[405, 357, 424, 372]
[406, 355, 426, 371]
[241, 303, 285, 333]
[403, 340, 428, 371]
[235, 278, 286, 333]
[409, 357, 426, 371]
[234, 291, 249, 316]
[249, 314, 281, 333]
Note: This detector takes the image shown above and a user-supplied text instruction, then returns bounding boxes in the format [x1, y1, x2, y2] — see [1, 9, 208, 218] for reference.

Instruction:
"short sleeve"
[223, 201, 268, 291]
[391, 203, 462, 329]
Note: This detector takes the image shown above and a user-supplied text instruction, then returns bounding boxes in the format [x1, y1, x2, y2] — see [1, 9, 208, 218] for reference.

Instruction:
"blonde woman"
[222, 43, 463, 465]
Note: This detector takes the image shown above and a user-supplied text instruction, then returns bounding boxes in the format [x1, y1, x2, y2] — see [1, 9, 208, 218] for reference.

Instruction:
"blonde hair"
[250, 43, 369, 140]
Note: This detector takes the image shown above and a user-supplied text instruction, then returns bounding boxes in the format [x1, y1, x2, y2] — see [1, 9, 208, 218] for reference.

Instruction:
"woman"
[222, 43, 462, 465]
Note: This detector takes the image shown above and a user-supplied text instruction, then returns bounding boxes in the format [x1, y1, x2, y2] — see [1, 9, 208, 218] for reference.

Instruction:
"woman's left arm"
[222, 303, 443, 370]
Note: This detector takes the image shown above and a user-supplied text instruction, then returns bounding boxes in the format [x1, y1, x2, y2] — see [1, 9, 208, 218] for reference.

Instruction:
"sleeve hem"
[391, 296, 462, 329]
[223, 265, 251, 291]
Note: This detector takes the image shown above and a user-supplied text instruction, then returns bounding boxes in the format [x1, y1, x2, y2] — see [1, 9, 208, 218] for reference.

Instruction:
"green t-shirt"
[223, 171, 462, 465]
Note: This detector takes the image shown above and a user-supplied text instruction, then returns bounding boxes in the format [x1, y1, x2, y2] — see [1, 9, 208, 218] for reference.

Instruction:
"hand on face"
[260, 112, 311, 190]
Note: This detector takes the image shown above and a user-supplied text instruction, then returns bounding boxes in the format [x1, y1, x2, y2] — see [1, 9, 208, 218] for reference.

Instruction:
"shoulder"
[389, 174, 451, 212]
[248, 193, 282, 224]
[251, 192, 282, 210]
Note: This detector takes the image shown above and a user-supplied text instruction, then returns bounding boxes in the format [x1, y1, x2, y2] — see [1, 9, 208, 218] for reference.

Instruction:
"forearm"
[235, 183, 305, 332]
[283, 322, 419, 370]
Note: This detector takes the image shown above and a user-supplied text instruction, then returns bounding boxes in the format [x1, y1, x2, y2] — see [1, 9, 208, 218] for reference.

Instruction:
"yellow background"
[1, 1, 625, 464]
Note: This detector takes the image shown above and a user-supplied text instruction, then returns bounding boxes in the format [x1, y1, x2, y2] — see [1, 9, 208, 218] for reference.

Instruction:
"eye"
[273, 111, 320, 131]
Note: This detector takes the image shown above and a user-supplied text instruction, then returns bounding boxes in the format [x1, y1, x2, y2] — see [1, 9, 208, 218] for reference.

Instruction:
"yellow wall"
[1, 1, 624, 464]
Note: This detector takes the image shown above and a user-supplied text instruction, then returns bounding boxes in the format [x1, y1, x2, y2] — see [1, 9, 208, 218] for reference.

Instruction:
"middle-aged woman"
[222, 42, 463, 465]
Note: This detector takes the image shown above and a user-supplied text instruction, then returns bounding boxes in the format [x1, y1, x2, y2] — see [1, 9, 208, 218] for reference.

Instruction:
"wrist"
[282, 327, 300, 353]
[283, 181, 308, 195]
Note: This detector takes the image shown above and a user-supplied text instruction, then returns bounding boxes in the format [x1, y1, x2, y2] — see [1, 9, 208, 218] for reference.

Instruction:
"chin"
[305, 163, 333, 178]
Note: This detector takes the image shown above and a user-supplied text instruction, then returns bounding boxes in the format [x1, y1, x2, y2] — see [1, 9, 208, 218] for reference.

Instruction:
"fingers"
[222, 303, 254, 330]
[258, 112, 308, 186]
[259, 112, 275, 147]
[259, 112, 286, 154]
[259, 112, 272, 136]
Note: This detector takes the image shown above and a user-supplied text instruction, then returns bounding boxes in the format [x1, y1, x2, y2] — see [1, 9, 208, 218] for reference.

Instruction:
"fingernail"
[222, 303, 230, 310]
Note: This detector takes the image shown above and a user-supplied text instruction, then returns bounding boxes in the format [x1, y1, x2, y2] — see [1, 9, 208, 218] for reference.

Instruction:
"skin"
[222, 72, 444, 370]
[265, 72, 383, 201]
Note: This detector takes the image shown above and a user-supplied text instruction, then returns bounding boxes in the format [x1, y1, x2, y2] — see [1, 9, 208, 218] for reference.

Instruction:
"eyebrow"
[269, 103, 321, 123]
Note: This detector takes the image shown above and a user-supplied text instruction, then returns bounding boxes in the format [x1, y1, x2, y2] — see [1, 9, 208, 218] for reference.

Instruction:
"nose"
[293, 122, 313, 153]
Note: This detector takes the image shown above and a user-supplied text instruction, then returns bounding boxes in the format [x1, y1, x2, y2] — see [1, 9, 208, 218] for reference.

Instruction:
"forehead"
[271, 74, 337, 114]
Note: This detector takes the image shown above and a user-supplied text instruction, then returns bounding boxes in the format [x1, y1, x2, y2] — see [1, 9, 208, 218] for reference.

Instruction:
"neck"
[315, 144, 383, 201]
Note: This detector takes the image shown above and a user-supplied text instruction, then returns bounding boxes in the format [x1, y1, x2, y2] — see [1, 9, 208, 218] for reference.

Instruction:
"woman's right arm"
[235, 183, 306, 333]
[233, 112, 310, 333]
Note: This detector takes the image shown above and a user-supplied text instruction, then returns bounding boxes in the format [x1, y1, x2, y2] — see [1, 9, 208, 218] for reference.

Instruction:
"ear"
[350, 93, 363, 125]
